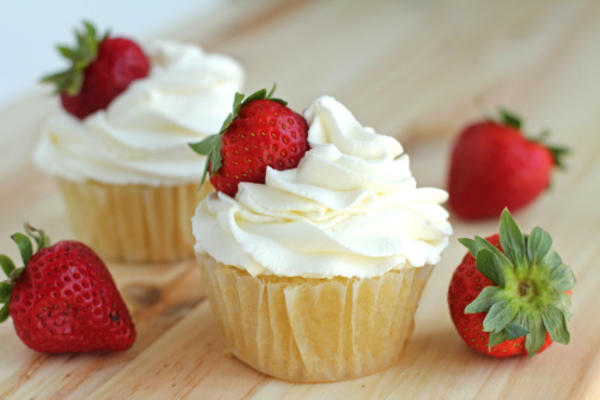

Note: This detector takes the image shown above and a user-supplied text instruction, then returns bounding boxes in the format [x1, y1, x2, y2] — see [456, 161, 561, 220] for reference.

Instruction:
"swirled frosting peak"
[193, 96, 452, 278]
[34, 40, 245, 185]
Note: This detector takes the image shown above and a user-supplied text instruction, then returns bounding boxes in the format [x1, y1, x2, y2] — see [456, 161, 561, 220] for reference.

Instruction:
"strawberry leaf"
[505, 322, 529, 339]
[482, 300, 517, 333]
[533, 129, 551, 141]
[232, 93, 245, 117]
[40, 21, 106, 96]
[465, 286, 500, 314]
[189, 134, 223, 184]
[499, 108, 522, 129]
[526, 227, 552, 266]
[189, 135, 219, 155]
[472, 236, 514, 282]
[541, 306, 570, 345]
[499, 209, 527, 271]
[546, 144, 570, 169]
[219, 113, 234, 135]
[553, 291, 572, 319]
[458, 238, 479, 256]
[267, 83, 277, 98]
[0, 282, 13, 303]
[58, 45, 78, 60]
[525, 313, 546, 357]
[244, 89, 267, 103]
[544, 249, 563, 271]
[488, 331, 509, 349]
[83, 20, 97, 40]
[549, 264, 576, 291]
[269, 98, 288, 106]
[0, 304, 9, 323]
[24, 223, 51, 252]
[475, 249, 506, 287]
[209, 142, 222, 175]
[511, 313, 529, 332]
[0, 255, 15, 277]
[200, 156, 211, 185]
[11, 233, 32, 266]
[265, 83, 287, 105]
[67, 73, 84, 96]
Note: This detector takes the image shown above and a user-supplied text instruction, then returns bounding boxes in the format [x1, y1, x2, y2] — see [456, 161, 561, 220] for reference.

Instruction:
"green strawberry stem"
[496, 108, 570, 169]
[41, 21, 108, 96]
[459, 209, 575, 357]
[188, 83, 287, 184]
[0, 224, 52, 323]
[499, 108, 523, 130]
[545, 145, 570, 170]
[25, 223, 52, 252]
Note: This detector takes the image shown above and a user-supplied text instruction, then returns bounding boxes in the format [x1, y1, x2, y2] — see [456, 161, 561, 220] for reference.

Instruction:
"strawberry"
[448, 109, 569, 219]
[41, 21, 150, 119]
[448, 209, 575, 358]
[0, 224, 136, 353]
[189, 85, 309, 196]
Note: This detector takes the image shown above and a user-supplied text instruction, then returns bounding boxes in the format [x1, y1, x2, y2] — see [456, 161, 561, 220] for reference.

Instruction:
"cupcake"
[192, 94, 452, 382]
[35, 22, 244, 263]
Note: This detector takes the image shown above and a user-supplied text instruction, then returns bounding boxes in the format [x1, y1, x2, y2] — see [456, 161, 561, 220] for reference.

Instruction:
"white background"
[0, 0, 221, 106]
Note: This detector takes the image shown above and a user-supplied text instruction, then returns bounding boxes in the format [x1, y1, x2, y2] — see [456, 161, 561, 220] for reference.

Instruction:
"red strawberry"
[448, 209, 575, 358]
[448, 109, 569, 219]
[41, 21, 150, 119]
[189, 85, 309, 196]
[0, 224, 136, 353]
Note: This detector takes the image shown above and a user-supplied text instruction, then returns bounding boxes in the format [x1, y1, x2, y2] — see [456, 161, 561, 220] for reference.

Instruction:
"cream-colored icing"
[192, 96, 452, 278]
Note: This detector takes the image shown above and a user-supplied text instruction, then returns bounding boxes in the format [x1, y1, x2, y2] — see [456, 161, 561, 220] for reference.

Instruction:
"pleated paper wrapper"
[57, 178, 213, 263]
[199, 253, 433, 382]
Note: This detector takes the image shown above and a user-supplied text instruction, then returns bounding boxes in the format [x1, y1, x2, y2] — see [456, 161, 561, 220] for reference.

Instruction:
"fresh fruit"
[41, 21, 150, 119]
[447, 209, 575, 357]
[448, 109, 569, 219]
[0, 224, 136, 353]
[189, 85, 309, 196]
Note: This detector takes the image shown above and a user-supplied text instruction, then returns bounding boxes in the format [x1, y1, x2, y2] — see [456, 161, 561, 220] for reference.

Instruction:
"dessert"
[448, 109, 569, 219]
[0, 224, 135, 353]
[448, 209, 575, 357]
[192, 94, 452, 382]
[35, 22, 245, 262]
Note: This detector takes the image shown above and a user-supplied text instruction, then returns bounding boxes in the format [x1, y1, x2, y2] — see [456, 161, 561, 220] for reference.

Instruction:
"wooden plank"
[0, 0, 599, 398]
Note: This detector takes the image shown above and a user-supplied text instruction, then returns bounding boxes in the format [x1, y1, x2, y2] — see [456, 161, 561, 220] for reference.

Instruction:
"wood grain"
[1, 0, 599, 398]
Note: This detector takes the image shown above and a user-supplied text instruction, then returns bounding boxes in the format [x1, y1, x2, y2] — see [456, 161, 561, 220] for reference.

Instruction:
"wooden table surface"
[1, 0, 599, 398]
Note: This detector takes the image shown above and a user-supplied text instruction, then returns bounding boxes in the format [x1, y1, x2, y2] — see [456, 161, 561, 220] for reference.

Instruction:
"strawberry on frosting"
[189, 85, 310, 196]
[42, 21, 150, 119]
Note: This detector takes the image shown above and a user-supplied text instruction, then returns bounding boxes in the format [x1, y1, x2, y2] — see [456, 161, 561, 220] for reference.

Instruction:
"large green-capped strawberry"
[448, 109, 569, 219]
[189, 85, 309, 196]
[448, 209, 575, 357]
[0, 224, 136, 353]
[41, 21, 150, 119]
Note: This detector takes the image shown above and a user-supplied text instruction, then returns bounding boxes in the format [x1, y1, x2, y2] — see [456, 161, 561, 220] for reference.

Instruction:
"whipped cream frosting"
[34, 40, 244, 186]
[193, 96, 452, 278]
